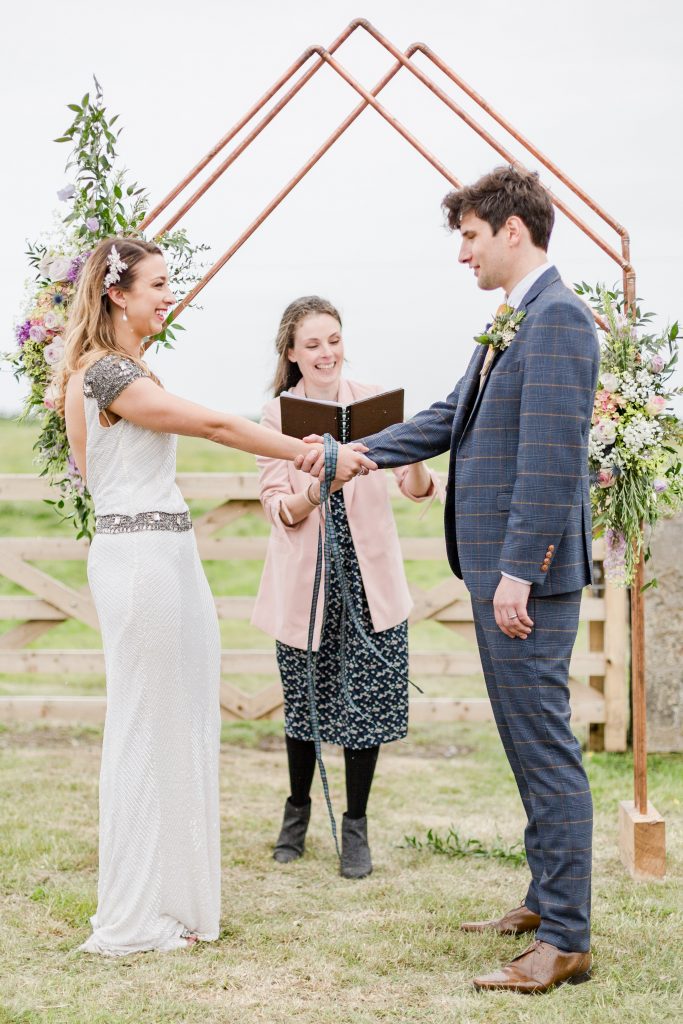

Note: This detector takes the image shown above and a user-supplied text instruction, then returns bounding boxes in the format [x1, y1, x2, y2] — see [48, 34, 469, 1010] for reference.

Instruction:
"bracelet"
[305, 481, 321, 507]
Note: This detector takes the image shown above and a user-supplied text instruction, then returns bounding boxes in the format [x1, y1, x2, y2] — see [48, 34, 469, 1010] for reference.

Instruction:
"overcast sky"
[2, 0, 682, 420]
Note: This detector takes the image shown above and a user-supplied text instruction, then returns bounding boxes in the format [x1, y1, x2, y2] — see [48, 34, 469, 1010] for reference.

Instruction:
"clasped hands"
[295, 434, 376, 483]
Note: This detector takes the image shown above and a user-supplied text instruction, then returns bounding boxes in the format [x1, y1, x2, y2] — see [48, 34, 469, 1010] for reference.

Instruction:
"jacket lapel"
[516, 265, 560, 316]
[459, 266, 561, 435]
[451, 345, 487, 442]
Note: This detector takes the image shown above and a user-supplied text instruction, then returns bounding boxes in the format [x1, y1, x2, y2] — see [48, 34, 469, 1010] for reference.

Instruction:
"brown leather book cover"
[280, 389, 404, 443]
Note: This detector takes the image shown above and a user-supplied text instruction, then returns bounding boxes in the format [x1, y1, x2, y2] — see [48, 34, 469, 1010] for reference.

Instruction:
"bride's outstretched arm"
[109, 377, 377, 479]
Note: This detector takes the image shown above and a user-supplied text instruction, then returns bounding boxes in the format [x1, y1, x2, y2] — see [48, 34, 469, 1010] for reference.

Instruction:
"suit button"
[548, 544, 555, 552]
[541, 563, 549, 571]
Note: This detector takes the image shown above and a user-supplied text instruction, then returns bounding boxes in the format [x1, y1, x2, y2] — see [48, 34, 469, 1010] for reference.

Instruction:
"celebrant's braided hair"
[55, 237, 162, 416]
[271, 295, 342, 397]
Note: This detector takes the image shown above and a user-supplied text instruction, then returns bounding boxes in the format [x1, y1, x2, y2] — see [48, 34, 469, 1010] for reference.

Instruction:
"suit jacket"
[251, 377, 442, 649]
[361, 267, 600, 600]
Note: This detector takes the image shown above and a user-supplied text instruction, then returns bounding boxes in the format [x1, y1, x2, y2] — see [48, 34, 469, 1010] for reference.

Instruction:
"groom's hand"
[493, 577, 534, 639]
[294, 437, 371, 478]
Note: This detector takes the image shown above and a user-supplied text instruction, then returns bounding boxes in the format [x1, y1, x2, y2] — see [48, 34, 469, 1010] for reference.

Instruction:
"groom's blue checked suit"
[361, 267, 600, 953]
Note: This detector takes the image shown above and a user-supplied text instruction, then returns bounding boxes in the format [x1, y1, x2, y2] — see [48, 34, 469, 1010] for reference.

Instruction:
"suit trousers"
[471, 590, 592, 952]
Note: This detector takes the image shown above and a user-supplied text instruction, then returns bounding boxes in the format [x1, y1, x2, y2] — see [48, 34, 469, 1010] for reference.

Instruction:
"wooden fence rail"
[0, 473, 629, 750]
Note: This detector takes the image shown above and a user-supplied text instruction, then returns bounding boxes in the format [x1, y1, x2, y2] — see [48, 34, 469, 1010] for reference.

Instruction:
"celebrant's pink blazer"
[251, 377, 443, 651]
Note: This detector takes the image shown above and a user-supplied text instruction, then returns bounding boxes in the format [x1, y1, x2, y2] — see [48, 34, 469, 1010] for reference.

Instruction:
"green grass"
[0, 721, 681, 1023]
[0, 418, 681, 1022]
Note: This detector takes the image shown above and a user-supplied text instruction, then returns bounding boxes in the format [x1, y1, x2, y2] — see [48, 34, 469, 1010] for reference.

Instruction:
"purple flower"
[653, 478, 668, 494]
[67, 255, 86, 283]
[649, 354, 665, 373]
[85, 217, 99, 232]
[15, 320, 31, 345]
[29, 324, 47, 344]
[57, 184, 76, 202]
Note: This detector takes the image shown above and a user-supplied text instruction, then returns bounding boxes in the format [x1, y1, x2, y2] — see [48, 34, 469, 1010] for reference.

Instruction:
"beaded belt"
[95, 510, 192, 535]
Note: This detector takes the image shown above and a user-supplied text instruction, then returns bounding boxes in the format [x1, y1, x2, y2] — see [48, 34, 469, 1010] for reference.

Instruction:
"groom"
[297, 165, 599, 993]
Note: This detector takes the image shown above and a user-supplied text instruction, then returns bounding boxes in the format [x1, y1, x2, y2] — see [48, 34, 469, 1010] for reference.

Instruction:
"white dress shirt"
[499, 261, 553, 587]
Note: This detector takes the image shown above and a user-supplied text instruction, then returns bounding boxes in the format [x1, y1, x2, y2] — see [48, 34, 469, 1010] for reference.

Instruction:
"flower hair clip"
[102, 244, 128, 294]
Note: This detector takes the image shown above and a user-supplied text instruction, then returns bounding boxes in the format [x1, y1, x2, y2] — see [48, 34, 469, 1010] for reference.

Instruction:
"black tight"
[285, 735, 380, 819]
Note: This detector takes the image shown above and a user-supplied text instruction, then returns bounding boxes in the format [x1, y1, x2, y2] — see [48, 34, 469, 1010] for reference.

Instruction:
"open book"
[280, 388, 404, 444]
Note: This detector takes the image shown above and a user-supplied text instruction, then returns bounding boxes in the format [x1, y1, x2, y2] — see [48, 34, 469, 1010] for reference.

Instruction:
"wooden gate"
[0, 471, 628, 750]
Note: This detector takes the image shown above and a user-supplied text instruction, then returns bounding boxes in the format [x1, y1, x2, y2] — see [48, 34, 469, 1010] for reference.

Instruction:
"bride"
[57, 236, 374, 955]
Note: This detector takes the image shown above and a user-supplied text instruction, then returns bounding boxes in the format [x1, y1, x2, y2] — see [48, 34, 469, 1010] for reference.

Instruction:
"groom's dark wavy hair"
[442, 165, 554, 250]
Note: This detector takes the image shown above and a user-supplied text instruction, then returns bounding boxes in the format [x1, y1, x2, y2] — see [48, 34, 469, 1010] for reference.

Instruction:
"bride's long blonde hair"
[55, 237, 162, 416]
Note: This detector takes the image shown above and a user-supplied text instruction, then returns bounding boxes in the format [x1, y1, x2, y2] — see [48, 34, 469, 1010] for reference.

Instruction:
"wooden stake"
[619, 541, 667, 879]
[631, 546, 647, 813]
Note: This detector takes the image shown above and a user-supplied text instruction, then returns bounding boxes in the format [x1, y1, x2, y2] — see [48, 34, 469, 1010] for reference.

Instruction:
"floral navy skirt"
[275, 491, 409, 750]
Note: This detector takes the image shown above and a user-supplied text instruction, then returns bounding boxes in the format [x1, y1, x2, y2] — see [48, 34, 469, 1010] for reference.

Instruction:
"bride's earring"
[122, 306, 128, 322]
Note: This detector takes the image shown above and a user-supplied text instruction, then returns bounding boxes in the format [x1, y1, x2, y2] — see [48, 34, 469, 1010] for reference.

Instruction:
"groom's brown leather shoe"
[472, 940, 592, 994]
[460, 901, 541, 935]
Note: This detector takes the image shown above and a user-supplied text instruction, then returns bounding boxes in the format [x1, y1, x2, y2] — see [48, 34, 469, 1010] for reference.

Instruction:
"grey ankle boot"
[340, 813, 372, 879]
[273, 798, 311, 863]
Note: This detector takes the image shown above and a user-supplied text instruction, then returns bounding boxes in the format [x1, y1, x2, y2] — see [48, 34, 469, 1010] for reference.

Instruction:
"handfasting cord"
[305, 434, 423, 858]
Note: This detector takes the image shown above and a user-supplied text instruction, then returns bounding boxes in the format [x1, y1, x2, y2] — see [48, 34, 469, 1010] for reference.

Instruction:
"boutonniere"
[474, 304, 526, 351]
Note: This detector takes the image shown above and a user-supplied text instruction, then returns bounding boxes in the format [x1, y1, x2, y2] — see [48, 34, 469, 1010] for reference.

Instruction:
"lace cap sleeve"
[83, 356, 148, 411]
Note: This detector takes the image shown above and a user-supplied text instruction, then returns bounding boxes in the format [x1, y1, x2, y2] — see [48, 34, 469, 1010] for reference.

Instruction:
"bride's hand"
[295, 440, 376, 481]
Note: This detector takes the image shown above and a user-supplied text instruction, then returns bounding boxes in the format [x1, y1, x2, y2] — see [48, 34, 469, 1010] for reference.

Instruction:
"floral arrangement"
[576, 282, 683, 586]
[7, 78, 208, 538]
[475, 304, 526, 351]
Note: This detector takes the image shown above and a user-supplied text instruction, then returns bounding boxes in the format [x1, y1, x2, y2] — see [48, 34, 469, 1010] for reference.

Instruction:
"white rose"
[48, 257, 72, 282]
[43, 311, 62, 330]
[38, 255, 54, 278]
[600, 372, 619, 393]
[594, 419, 617, 445]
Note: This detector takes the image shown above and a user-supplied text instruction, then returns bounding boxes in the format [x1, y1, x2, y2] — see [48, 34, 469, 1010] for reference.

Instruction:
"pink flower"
[43, 342, 64, 366]
[597, 468, 617, 488]
[43, 384, 58, 410]
[29, 324, 47, 343]
[648, 354, 665, 373]
[644, 395, 666, 416]
[594, 390, 619, 418]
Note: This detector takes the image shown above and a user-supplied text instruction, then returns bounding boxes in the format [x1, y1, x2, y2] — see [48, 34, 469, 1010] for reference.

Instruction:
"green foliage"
[403, 826, 527, 866]
[7, 77, 210, 538]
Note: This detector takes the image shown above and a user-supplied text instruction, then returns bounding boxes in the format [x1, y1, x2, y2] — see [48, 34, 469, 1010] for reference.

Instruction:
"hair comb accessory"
[102, 244, 128, 294]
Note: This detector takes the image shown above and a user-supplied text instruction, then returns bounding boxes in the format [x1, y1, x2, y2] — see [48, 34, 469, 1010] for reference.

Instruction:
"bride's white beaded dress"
[79, 354, 221, 956]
